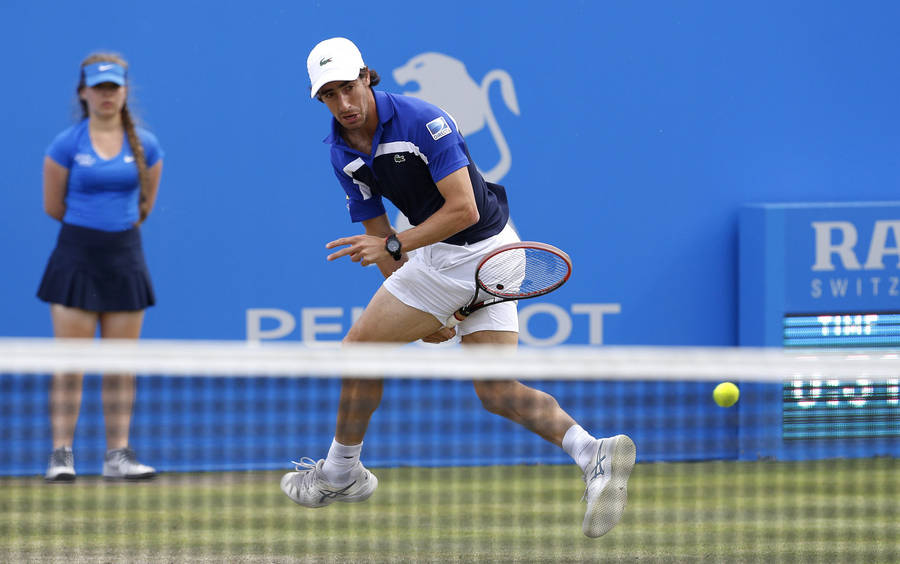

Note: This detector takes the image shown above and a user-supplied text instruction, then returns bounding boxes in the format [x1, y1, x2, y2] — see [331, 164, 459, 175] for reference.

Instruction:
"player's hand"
[326, 234, 387, 266]
[421, 327, 456, 344]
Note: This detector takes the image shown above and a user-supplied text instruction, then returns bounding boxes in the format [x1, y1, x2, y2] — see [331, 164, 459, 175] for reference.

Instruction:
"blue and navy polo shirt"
[46, 119, 163, 231]
[325, 90, 509, 246]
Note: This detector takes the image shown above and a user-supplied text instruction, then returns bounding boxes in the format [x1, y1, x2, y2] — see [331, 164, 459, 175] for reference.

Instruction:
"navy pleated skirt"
[37, 223, 155, 312]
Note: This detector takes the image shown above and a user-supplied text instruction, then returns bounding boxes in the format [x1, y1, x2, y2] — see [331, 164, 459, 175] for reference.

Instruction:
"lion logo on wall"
[391, 52, 520, 233]
[393, 52, 520, 183]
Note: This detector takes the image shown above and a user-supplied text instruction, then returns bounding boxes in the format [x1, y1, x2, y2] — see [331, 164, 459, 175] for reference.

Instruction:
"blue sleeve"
[45, 126, 76, 168]
[138, 128, 164, 167]
[413, 110, 470, 183]
[331, 160, 386, 223]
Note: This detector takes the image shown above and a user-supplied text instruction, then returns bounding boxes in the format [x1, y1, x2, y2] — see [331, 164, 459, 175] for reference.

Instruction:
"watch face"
[387, 239, 400, 252]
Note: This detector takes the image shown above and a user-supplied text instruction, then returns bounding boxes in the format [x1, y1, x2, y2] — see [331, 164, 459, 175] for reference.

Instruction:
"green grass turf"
[1, 458, 897, 563]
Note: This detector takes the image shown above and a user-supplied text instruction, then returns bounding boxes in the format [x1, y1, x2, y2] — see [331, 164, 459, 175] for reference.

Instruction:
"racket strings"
[479, 248, 570, 298]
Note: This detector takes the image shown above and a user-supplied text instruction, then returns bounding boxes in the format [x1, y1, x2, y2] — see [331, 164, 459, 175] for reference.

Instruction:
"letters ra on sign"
[809, 220, 900, 302]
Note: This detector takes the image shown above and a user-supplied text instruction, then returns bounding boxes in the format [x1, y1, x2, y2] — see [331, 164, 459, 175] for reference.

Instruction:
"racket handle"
[444, 310, 468, 329]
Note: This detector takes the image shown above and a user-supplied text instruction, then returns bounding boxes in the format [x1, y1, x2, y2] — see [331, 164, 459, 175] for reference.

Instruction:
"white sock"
[562, 425, 597, 472]
[321, 439, 363, 486]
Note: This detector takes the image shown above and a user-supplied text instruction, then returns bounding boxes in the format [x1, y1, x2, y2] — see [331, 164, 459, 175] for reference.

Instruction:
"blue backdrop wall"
[3, 1, 900, 345]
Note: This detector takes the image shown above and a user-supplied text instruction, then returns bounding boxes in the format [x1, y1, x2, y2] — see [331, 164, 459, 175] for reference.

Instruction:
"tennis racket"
[444, 241, 573, 328]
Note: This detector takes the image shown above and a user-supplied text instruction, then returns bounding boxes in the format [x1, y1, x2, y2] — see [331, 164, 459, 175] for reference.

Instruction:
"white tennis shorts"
[383, 223, 520, 336]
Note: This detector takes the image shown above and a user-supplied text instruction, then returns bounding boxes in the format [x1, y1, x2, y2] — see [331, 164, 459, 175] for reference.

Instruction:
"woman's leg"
[98, 310, 144, 449]
[48, 304, 98, 448]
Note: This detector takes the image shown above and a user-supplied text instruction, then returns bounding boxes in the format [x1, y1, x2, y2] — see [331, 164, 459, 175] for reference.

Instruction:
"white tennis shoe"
[280, 457, 378, 508]
[45, 446, 76, 482]
[581, 434, 636, 538]
[102, 447, 156, 480]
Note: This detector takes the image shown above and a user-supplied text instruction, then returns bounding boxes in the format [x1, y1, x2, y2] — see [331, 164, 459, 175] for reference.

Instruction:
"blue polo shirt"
[326, 90, 508, 245]
[46, 119, 163, 232]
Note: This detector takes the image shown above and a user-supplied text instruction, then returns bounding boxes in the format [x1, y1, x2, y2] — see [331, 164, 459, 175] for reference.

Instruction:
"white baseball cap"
[307, 37, 366, 99]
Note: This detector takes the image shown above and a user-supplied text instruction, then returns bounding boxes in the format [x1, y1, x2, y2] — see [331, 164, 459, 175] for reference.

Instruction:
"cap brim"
[86, 72, 125, 87]
[310, 67, 362, 98]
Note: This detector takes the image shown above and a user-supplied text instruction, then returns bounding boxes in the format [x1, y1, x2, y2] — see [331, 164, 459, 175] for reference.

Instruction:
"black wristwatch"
[385, 233, 403, 260]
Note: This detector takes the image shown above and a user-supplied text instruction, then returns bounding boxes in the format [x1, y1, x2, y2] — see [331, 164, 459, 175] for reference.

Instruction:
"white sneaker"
[280, 457, 378, 508]
[45, 446, 76, 482]
[581, 434, 636, 538]
[102, 448, 156, 480]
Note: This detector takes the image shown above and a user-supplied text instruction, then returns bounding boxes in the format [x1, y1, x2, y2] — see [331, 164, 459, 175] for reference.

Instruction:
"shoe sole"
[44, 474, 76, 483]
[583, 434, 636, 538]
[102, 473, 157, 481]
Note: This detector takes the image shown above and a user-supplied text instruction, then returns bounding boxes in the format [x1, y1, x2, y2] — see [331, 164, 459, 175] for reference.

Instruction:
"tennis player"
[39, 53, 162, 482]
[281, 37, 635, 538]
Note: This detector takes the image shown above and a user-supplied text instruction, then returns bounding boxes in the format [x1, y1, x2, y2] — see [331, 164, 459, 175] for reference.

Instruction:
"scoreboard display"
[740, 202, 900, 459]
[783, 312, 900, 347]
[782, 312, 900, 440]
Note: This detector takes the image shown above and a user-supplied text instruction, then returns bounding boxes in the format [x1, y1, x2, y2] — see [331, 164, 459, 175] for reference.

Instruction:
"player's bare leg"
[347, 286, 444, 343]
[463, 329, 635, 538]
[337, 286, 443, 443]
[282, 287, 441, 507]
[464, 329, 576, 446]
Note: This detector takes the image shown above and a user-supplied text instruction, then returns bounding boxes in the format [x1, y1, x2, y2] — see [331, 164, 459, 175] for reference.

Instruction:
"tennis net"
[1, 338, 897, 563]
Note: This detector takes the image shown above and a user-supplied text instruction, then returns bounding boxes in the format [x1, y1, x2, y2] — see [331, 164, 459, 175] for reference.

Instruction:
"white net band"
[1, 338, 898, 381]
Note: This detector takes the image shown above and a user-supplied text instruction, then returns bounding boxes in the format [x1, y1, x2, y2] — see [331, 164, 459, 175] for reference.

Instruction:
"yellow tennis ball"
[713, 382, 740, 407]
